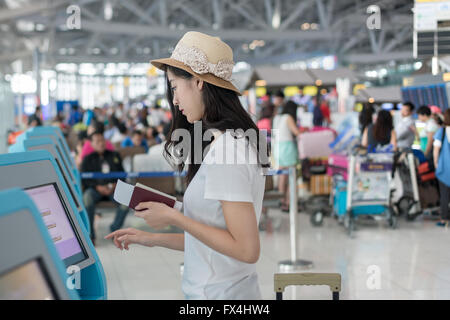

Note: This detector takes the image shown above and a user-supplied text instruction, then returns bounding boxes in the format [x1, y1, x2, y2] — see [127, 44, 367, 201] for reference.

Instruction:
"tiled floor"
[94, 206, 450, 300]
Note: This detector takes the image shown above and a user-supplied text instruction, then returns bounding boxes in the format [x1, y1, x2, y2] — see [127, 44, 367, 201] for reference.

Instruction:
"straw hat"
[151, 31, 241, 95]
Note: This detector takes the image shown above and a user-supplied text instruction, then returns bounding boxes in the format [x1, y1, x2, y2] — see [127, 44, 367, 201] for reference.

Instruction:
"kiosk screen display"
[0, 259, 56, 300]
[25, 184, 87, 266]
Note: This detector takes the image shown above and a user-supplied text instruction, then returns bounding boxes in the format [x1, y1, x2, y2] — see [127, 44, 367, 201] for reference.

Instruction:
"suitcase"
[297, 130, 335, 159]
[419, 180, 440, 208]
[310, 174, 332, 195]
[333, 180, 348, 216]
[274, 273, 341, 300]
[327, 154, 349, 180]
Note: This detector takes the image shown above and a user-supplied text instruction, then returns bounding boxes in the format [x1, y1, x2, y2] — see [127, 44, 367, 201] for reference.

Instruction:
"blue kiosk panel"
[9, 137, 89, 234]
[0, 188, 79, 300]
[21, 126, 82, 188]
[0, 150, 106, 300]
[14, 130, 82, 193]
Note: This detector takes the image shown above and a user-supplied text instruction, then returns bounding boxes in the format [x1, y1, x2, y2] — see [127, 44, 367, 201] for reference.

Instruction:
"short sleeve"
[426, 121, 439, 133]
[434, 128, 443, 141]
[204, 163, 253, 202]
[433, 128, 444, 148]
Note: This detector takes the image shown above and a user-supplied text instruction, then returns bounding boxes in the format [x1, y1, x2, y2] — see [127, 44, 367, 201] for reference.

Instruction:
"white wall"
[0, 80, 15, 154]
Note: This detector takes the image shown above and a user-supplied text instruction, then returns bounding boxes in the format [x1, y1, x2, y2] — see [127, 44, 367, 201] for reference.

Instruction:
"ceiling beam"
[80, 20, 335, 41]
[344, 50, 413, 64]
[172, 1, 211, 28]
[0, 0, 71, 23]
[279, 0, 313, 31]
[120, 0, 157, 25]
[212, 0, 223, 29]
[229, 2, 270, 30]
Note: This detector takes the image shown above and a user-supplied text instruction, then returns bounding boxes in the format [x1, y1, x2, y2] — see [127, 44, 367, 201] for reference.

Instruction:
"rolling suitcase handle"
[274, 273, 341, 300]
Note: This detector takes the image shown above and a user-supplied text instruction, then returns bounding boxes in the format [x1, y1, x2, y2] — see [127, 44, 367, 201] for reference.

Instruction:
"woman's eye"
[171, 87, 176, 92]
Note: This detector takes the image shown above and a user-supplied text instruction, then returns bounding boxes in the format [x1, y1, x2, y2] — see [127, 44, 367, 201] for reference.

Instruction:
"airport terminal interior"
[1, 0, 450, 301]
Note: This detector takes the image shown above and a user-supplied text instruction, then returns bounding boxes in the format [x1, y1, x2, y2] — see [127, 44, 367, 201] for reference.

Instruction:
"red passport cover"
[129, 186, 177, 210]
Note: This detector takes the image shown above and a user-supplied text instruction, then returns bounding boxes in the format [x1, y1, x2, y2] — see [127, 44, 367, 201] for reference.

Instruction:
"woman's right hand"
[104, 228, 155, 250]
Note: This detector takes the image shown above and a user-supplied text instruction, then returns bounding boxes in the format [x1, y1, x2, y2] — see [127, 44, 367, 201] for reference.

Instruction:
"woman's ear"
[196, 78, 204, 91]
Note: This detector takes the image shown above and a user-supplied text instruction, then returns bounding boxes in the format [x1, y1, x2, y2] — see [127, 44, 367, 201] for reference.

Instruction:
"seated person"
[81, 120, 115, 161]
[121, 129, 149, 152]
[144, 126, 159, 148]
[81, 131, 129, 244]
[75, 130, 88, 170]
[110, 122, 128, 146]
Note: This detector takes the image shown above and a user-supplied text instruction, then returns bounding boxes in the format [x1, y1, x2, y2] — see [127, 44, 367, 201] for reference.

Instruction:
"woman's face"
[167, 70, 205, 123]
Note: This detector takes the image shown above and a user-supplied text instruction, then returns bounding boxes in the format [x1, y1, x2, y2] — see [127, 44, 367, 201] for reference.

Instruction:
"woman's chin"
[186, 115, 201, 124]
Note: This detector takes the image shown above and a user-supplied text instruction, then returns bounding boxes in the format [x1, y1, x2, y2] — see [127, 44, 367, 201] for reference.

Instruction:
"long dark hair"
[163, 66, 270, 185]
[281, 100, 298, 122]
[359, 103, 375, 132]
[373, 110, 393, 142]
[259, 101, 274, 120]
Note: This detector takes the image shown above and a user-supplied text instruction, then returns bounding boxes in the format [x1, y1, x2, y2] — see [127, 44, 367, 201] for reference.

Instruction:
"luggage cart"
[274, 273, 341, 300]
[393, 150, 423, 220]
[345, 151, 397, 237]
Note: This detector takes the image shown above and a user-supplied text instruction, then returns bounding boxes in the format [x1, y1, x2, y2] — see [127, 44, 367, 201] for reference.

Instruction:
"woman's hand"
[104, 228, 155, 250]
[134, 201, 179, 230]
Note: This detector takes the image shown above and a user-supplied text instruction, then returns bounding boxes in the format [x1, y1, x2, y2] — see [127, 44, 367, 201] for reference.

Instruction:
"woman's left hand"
[134, 201, 178, 230]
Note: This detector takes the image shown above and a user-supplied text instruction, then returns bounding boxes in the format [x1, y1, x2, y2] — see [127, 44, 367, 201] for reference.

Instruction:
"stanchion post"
[278, 166, 313, 271]
[289, 166, 298, 261]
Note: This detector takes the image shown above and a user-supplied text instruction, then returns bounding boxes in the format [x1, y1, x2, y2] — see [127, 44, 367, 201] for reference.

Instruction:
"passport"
[113, 179, 183, 211]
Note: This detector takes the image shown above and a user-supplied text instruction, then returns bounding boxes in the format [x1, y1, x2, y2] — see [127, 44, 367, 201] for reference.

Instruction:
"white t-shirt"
[273, 114, 294, 142]
[181, 131, 266, 300]
[426, 118, 439, 135]
[419, 118, 439, 138]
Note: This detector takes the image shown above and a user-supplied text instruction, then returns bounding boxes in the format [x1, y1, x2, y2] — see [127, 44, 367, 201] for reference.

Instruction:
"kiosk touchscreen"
[0, 150, 106, 300]
[0, 188, 79, 300]
[9, 137, 89, 233]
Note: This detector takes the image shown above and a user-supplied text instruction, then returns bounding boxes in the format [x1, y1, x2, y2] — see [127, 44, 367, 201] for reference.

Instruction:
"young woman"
[106, 31, 270, 299]
[362, 109, 397, 151]
[272, 100, 300, 211]
[359, 103, 375, 137]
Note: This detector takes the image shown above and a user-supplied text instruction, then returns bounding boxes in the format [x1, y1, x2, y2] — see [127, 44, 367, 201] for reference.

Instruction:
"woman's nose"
[172, 94, 179, 107]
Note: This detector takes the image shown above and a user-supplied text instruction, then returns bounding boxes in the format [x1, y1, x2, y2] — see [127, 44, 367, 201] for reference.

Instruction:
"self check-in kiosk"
[0, 150, 106, 300]
[18, 126, 82, 189]
[9, 137, 89, 234]
[0, 188, 79, 300]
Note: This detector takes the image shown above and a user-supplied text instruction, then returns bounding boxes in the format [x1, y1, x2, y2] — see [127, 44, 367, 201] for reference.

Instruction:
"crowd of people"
[358, 101, 450, 227]
[256, 90, 334, 211]
[10, 92, 450, 239]
[45, 102, 172, 245]
[255, 93, 450, 227]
